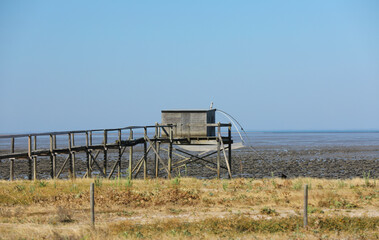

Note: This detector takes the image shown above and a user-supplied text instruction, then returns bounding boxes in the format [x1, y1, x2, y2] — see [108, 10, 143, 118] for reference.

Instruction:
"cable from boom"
[215, 108, 287, 178]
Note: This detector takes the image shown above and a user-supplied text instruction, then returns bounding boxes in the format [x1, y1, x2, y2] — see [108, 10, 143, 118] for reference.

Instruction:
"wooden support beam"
[50, 134, 55, 179]
[56, 155, 71, 178]
[71, 133, 76, 179]
[219, 134, 232, 179]
[10, 138, 15, 181]
[217, 123, 221, 179]
[86, 131, 90, 178]
[117, 129, 122, 178]
[28, 135, 32, 180]
[103, 130, 108, 176]
[68, 133, 72, 178]
[145, 136, 169, 175]
[133, 145, 152, 178]
[11, 137, 14, 153]
[173, 148, 228, 170]
[83, 150, 101, 178]
[143, 127, 147, 180]
[168, 126, 173, 179]
[107, 146, 127, 179]
[154, 123, 160, 178]
[10, 159, 14, 181]
[128, 129, 133, 180]
[88, 151, 107, 178]
[228, 125, 232, 174]
[33, 135, 37, 180]
[53, 135, 57, 178]
[89, 131, 93, 178]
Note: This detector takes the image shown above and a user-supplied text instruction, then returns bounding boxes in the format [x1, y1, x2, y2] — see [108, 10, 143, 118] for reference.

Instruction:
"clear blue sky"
[1, 0, 378, 133]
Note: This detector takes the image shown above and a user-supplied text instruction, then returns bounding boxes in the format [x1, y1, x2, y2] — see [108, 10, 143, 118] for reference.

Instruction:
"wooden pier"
[0, 123, 233, 180]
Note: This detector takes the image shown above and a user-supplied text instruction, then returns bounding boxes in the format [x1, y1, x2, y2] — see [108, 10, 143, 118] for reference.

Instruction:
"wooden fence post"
[304, 184, 308, 228]
[90, 183, 95, 226]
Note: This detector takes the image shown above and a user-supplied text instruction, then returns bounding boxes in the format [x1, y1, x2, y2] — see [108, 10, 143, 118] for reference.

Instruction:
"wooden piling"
[103, 130, 108, 176]
[168, 125, 173, 179]
[53, 135, 56, 178]
[85, 132, 90, 178]
[154, 123, 160, 178]
[28, 135, 32, 180]
[217, 123, 221, 179]
[68, 133, 73, 178]
[143, 127, 147, 180]
[129, 129, 133, 180]
[10, 138, 15, 181]
[33, 135, 37, 180]
[89, 131, 93, 178]
[117, 129, 122, 178]
[10, 159, 14, 181]
[50, 135, 54, 179]
[72, 133, 76, 179]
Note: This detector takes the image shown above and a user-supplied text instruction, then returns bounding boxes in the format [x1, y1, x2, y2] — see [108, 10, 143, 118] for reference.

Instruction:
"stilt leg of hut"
[219, 134, 232, 179]
[228, 126, 232, 175]
[168, 127, 173, 179]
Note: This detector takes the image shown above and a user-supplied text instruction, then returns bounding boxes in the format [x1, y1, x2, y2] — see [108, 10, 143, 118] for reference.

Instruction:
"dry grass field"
[0, 177, 377, 239]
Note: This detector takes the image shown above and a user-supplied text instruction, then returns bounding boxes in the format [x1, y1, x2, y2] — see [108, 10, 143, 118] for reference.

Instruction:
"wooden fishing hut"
[159, 109, 233, 178]
[0, 109, 233, 180]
